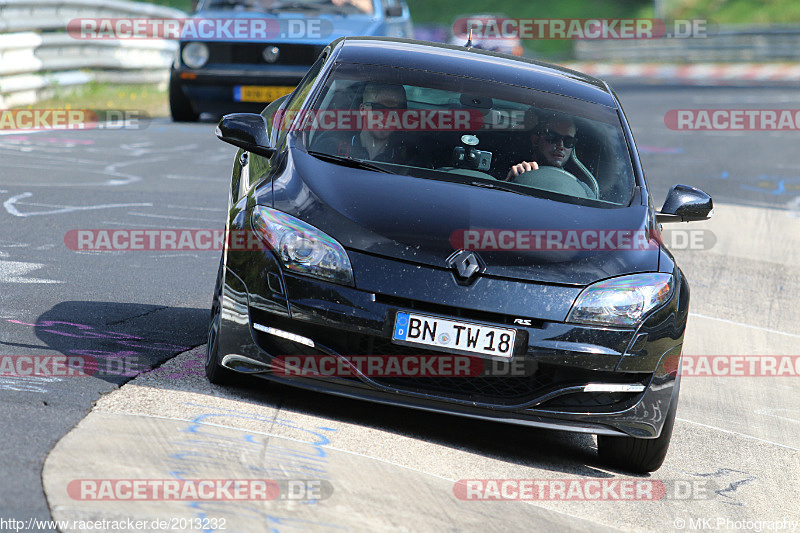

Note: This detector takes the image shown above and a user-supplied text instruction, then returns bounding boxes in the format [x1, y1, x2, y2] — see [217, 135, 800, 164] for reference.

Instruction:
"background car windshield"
[300, 62, 636, 207]
[204, 0, 374, 14]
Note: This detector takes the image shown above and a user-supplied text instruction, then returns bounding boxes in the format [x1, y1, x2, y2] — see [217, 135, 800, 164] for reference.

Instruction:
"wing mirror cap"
[215, 113, 275, 158]
[657, 184, 713, 223]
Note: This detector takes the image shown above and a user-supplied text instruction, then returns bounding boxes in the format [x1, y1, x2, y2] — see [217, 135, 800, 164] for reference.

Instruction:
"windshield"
[203, 0, 373, 14]
[291, 62, 636, 207]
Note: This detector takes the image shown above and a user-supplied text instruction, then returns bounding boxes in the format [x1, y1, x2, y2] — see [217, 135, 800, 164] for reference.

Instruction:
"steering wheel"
[512, 166, 596, 199]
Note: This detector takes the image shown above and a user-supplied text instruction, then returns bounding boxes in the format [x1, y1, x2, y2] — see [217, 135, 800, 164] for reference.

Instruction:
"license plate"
[392, 311, 516, 359]
[234, 85, 295, 103]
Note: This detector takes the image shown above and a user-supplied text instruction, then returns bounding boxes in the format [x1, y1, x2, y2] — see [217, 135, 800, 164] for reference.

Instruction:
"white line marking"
[4, 192, 151, 217]
[754, 408, 800, 425]
[0, 129, 50, 137]
[166, 175, 222, 182]
[126, 212, 217, 222]
[677, 418, 800, 452]
[0, 260, 62, 283]
[166, 205, 225, 212]
[0, 376, 61, 393]
[100, 221, 202, 229]
[689, 312, 800, 339]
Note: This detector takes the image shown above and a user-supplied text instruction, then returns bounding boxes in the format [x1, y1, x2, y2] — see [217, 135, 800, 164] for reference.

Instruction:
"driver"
[506, 111, 577, 180]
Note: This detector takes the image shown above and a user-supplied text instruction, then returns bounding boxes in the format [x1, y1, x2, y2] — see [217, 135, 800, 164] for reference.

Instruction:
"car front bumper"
[171, 66, 307, 115]
[216, 245, 688, 439]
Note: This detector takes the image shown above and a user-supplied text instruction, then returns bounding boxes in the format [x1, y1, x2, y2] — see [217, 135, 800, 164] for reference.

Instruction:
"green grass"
[407, 0, 647, 58]
[669, 0, 800, 24]
[147, 0, 193, 13]
[18, 81, 169, 117]
[133, 0, 800, 59]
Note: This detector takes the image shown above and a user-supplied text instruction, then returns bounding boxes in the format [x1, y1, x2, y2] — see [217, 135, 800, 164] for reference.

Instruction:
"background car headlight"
[181, 42, 209, 69]
[251, 206, 354, 286]
[567, 273, 673, 327]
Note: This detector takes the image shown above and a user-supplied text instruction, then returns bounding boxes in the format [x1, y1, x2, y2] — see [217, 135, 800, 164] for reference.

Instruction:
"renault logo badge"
[446, 250, 483, 282]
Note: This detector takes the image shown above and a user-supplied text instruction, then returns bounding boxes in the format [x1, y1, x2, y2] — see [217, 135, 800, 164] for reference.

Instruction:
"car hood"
[190, 10, 383, 42]
[268, 149, 659, 286]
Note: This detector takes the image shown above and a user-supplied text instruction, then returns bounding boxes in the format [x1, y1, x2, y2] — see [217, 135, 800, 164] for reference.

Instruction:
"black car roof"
[330, 37, 617, 108]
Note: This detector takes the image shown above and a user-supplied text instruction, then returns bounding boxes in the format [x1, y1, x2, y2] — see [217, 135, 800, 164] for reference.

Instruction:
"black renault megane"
[207, 36, 712, 472]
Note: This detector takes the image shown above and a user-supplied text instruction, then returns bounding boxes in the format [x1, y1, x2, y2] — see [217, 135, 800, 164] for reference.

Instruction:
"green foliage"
[671, 0, 800, 24]
[405, 0, 649, 58]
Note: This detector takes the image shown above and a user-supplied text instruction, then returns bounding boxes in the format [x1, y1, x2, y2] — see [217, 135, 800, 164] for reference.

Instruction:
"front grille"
[206, 43, 324, 65]
[250, 307, 646, 410]
[361, 337, 645, 408]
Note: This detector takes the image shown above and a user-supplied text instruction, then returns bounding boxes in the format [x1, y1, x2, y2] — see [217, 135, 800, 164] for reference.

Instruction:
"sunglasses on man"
[543, 130, 577, 149]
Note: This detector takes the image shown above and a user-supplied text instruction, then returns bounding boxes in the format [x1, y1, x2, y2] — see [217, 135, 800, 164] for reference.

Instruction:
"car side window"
[275, 50, 329, 150]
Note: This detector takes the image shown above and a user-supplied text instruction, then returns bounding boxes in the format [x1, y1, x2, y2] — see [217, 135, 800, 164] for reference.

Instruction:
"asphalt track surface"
[1, 85, 799, 532]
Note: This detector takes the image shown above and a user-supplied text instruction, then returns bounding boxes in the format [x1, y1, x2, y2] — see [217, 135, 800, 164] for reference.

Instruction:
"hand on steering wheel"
[506, 160, 539, 181]
[510, 165, 596, 199]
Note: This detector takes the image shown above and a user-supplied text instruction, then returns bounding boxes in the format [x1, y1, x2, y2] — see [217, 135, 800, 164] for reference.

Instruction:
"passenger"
[318, 82, 409, 162]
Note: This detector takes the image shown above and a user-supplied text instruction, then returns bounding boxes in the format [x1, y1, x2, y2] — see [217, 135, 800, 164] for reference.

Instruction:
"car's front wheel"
[205, 257, 236, 384]
[597, 393, 678, 473]
[169, 79, 200, 122]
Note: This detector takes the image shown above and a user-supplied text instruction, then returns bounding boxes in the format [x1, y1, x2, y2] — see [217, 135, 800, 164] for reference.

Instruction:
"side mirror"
[215, 113, 275, 158]
[657, 184, 713, 223]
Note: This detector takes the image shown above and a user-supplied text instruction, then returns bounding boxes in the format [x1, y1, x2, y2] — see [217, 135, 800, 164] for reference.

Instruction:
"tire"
[169, 79, 200, 122]
[205, 256, 236, 384]
[597, 392, 678, 473]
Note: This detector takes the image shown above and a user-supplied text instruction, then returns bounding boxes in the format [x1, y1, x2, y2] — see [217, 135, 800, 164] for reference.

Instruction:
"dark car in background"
[169, 0, 412, 121]
[206, 36, 712, 472]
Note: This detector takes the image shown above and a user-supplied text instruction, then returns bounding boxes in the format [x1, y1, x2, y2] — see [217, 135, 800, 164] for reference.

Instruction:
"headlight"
[567, 273, 673, 327]
[182, 42, 209, 69]
[251, 206, 354, 286]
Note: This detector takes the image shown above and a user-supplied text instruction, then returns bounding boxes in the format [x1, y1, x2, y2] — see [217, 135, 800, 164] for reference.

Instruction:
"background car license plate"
[234, 85, 295, 103]
[392, 311, 515, 358]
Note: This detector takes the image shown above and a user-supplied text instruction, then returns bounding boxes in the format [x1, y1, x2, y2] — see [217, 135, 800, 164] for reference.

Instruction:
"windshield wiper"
[469, 180, 529, 196]
[307, 151, 394, 174]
